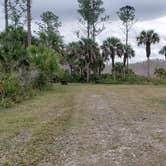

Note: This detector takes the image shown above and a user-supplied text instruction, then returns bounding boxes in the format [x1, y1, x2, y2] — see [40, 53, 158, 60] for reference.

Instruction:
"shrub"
[154, 68, 166, 78]
[0, 72, 22, 98]
[0, 26, 28, 73]
[57, 70, 72, 82]
[28, 45, 59, 89]
[0, 72, 36, 108]
[94, 73, 166, 85]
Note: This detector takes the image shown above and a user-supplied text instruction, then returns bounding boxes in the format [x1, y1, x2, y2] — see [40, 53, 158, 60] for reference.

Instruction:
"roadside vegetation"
[0, 0, 166, 108]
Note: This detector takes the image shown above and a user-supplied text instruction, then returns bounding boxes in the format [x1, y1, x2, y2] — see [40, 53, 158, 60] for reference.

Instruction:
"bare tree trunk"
[127, 57, 129, 73]
[92, 23, 95, 42]
[27, 0, 32, 46]
[4, 0, 9, 31]
[147, 57, 150, 78]
[124, 24, 129, 78]
[87, 22, 90, 39]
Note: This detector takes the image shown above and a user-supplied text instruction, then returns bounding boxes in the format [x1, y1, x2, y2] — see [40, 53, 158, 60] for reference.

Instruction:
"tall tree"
[77, 0, 108, 81]
[137, 30, 160, 77]
[102, 37, 123, 80]
[117, 5, 135, 74]
[90, 0, 108, 41]
[39, 11, 61, 33]
[27, 0, 32, 46]
[8, 0, 26, 28]
[78, 0, 93, 39]
[77, 0, 108, 41]
[4, 0, 9, 31]
[38, 11, 63, 53]
[159, 46, 166, 60]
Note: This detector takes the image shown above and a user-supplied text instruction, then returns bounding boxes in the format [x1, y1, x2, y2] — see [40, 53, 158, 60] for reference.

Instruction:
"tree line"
[0, 0, 166, 83]
[66, 0, 165, 81]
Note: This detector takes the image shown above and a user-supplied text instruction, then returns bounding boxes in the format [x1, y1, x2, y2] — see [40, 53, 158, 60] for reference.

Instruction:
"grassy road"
[0, 84, 166, 165]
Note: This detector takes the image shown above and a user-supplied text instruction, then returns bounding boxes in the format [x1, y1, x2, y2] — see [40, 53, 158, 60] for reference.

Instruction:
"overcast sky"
[0, 0, 166, 63]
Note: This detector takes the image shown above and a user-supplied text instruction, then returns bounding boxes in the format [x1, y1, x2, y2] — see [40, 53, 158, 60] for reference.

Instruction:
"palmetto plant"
[28, 45, 59, 87]
[0, 26, 28, 72]
[66, 39, 105, 79]
[137, 30, 160, 77]
[102, 37, 123, 80]
[66, 42, 82, 75]
[123, 44, 135, 68]
[159, 46, 166, 60]
[79, 38, 99, 82]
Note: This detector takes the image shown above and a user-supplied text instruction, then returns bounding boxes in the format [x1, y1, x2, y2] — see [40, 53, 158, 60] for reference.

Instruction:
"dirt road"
[0, 85, 166, 165]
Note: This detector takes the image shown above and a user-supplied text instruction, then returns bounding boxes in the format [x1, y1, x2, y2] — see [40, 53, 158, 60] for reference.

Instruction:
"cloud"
[0, 0, 166, 62]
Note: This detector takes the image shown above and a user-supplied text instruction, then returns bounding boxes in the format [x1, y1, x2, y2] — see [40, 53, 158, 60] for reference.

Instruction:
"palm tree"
[79, 38, 98, 82]
[102, 37, 123, 80]
[66, 42, 81, 75]
[159, 46, 166, 60]
[123, 44, 135, 67]
[137, 30, 160, 77]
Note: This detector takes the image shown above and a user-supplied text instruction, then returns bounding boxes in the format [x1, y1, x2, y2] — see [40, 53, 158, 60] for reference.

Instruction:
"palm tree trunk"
[4, 0, 9, 31]
[146, 44, 151, 78]
[111, 56, 115, 80]
[27, 0, 32, 46]
[123, 55, 127, 79]
[86, 62, 90, 82]
[147, 57, 150, 78]
[69, 65, 73, 75]
[127, 57, 129, 73]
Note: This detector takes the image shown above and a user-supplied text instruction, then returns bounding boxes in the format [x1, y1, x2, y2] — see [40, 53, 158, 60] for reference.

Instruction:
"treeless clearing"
[0, 85, 166, 166]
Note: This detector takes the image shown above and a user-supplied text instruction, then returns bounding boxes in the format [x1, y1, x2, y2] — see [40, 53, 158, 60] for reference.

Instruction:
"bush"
[57, 70, 72, 82]
[154, 68, 166, 78]
[0, 26, 28, 73]
[0, 72, 36, 108]
[0, 72, 22, 98]
[28, 45, 59, 89]
[94, 73, 166, 85]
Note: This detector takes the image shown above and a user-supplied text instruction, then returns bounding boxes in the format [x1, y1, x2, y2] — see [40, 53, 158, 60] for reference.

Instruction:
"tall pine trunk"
[86, 21, 91, 82]
[123, 24, 129, 79]
[4, 0, 9, 31]
[27, 0, 32, 46]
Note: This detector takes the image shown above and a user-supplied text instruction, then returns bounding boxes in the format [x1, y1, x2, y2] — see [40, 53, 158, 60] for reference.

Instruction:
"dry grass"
[0, 84, 166, 165]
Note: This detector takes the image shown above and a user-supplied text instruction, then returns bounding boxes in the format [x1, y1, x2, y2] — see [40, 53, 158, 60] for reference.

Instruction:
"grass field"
[0, 84, 166, 165]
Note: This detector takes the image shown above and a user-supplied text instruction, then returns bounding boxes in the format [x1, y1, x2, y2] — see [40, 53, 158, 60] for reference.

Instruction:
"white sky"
[0, 0, 166, 63]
